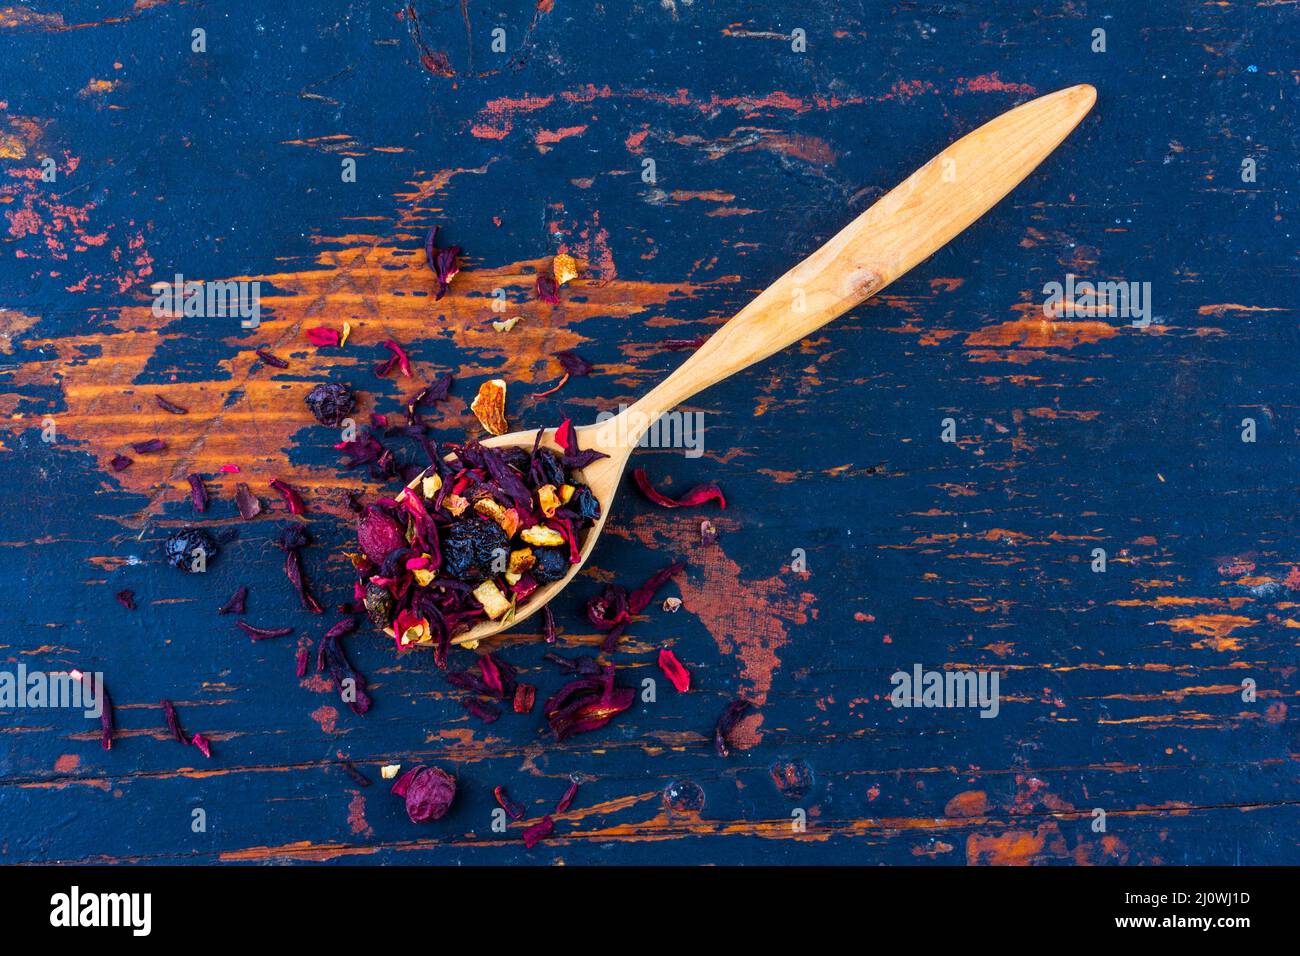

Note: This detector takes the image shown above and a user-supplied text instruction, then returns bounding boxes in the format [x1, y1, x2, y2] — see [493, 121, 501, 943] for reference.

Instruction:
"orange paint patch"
[311, 705, 339, 734]
[54, 753, 80, 773]
[964, 317, 1117, 350]
[944, 790, 988, 818]
[966, 828, 1046, 865]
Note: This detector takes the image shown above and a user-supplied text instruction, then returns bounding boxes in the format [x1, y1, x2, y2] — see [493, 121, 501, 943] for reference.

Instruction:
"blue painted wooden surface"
[1, 0, 1297, 864]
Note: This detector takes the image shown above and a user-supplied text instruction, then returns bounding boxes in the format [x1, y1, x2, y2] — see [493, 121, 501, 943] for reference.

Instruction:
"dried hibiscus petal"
[543, 606, 557, 644]
[217, 586, 247, 615]
[555, 779, 579, 814]
[295, 647, 310, 677]
[190, 733, 212, 758]
[155, 394, 188, 415]
[255, 347, 289, 369]
[521, 814, 554, 849]
[462, 698, 502, 723]
[237, 621, 293, 641]
[536, 274, 559, 304]
[493, 785, 526, 821]
[658, 648, 691, 692]
[269, 478, 305, 515]
[115, 589, 136, 611]
[714, 698, 752, 757]
[187, 473, 208, 513]
[556, 350, 593, 377]
[391, 765, 456, 823]
[470, 378, 508, 436]
[544, 665, 635, 740]
[317, 628, 372, 716]
[631, 468, 726, 509]
[341, 759, 371, 787]
[513, 683, 535, 714]
[425, 227, 461, 300]
[235, 483, 262, 520]
[132, 438, 166, 454]
[162, 700, 209, 756]
[110, 454, 133, 472]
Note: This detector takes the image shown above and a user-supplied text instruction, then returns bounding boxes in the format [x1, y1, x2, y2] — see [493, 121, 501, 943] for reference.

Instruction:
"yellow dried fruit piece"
[472, 580, 512, 620]
[471, 378, 509, 436]
[492, 316, 521, 333]
[444, 493, 470, 517]
[399, 615, 431, 647]
[380, 764, 401, 780]
[474, 498, 520, 538]
[421, 473, 442, 498]
[508, 548, 536, 575]
[537, 484, 561, 518]
[559, 483, 576, 504]
[412, 568, 436, 587]
[504, 571, 522, 586]
[521, 525, 565, 548]
[340, 320, 352, 347]
[553, 253, 579, 286]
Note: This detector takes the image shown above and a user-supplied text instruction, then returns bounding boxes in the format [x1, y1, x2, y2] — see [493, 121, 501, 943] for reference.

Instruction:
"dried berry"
[364, 582, 396, 628]
[305, 382, 356, 427]
[164, 528, 217, 572]
[443, 519, 508, 583]
[571, 485, 601, 524]
[530, 545, 569, 583]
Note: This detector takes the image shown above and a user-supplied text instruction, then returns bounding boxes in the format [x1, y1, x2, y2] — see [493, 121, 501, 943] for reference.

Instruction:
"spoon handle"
[623, 83, 1095, 435]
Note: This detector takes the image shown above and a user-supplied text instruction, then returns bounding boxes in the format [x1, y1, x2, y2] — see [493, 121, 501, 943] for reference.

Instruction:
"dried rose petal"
[658, 648, 691, 693]
[631, 468, 726, 509]
[115, 589, 136, 611]
[493, 785, 526, 821]
[190, 734, 212, 759]
[269, 478, 305, 515]
[391, 765, 456, 823]
[306, 326, 341, 347]
[513, 683, 535, 714]
[521, 815, 554, 849]
[186, 473, 208, 513]
[155, 394, 188, 415]
[470, 379, 508, 436]
[235, 483, 262, 520]
[714, 698, 752, 757]
[218, 586, 247, 615]
[219, 463, 240, 474]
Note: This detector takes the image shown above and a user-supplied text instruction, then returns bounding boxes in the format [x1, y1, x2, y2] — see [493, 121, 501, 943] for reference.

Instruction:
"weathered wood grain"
[0, 0, 1297, 865]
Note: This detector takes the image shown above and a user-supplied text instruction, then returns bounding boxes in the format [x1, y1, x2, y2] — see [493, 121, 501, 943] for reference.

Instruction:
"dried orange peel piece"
[470, 378, 509, 435]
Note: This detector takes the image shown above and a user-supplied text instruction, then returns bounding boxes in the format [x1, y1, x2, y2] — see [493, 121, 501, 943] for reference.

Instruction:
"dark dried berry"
[364, 582, 397, 628]
[443, 519, 508, 582]
[571, 485, 601, 524]
[531, 545, 570, 583]
[164, 528, 218, 572]
[534, 447, 566, 487]
[305, 382, 356, 427]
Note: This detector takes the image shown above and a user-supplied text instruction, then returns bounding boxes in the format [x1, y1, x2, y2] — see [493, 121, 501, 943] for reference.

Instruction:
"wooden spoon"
[423, 83, 1096, 648]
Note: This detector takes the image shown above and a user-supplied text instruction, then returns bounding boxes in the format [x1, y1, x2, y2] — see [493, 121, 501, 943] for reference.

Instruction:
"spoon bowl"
[409, 84, 1096, 649]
